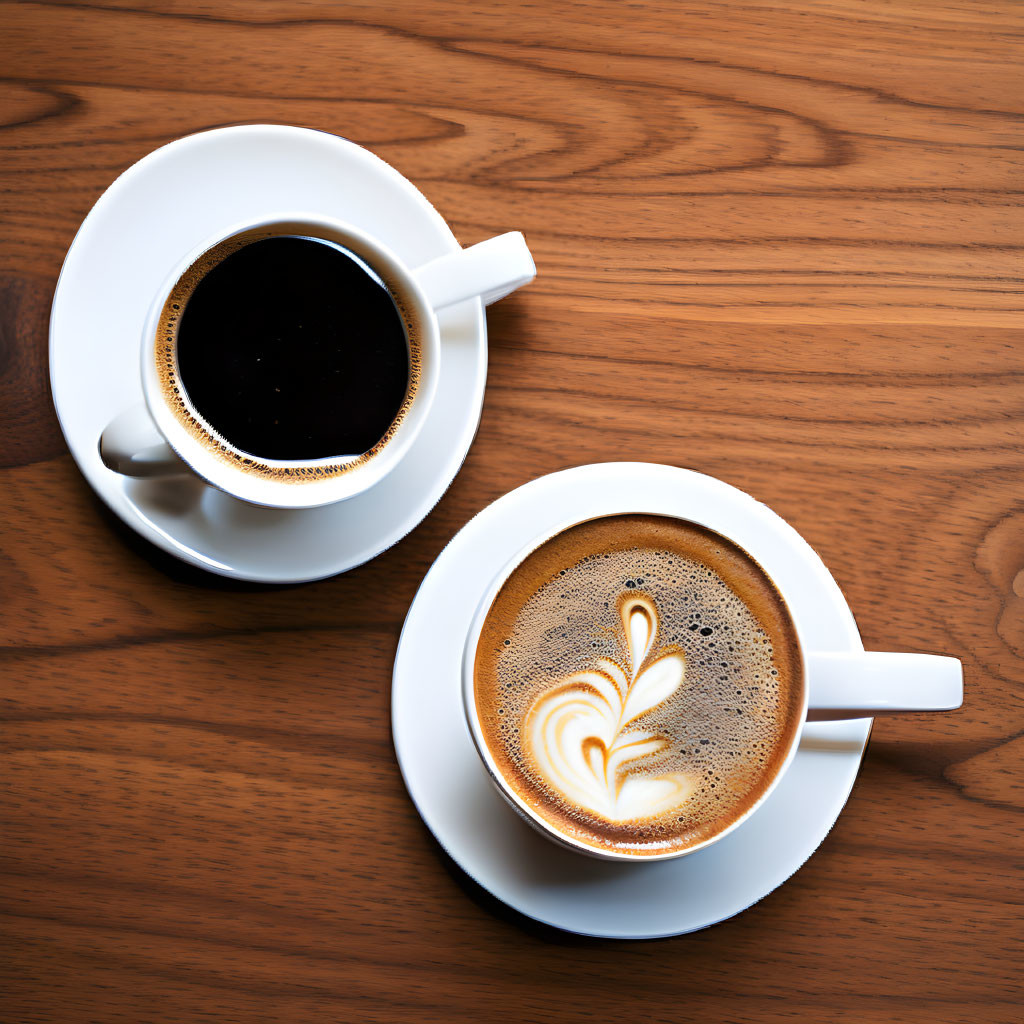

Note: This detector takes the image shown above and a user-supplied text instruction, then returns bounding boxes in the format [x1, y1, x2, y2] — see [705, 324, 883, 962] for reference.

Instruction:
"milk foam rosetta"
[524, 594, 696, 822]
[473, 515, 804, 856]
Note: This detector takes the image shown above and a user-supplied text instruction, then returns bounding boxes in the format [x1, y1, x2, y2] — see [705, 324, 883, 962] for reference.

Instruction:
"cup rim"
[139, 212, 441, 509]
[461, 509, 810, 863]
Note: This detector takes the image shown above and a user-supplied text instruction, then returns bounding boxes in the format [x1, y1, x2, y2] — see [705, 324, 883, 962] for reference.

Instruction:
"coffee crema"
[155, 228, 422, 481]
[473, 515, 804, 856]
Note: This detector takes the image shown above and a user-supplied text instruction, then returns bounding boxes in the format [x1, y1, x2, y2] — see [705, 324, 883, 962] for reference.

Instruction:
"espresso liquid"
[474, 516, 804, 856]
[175, 235, 410, 460]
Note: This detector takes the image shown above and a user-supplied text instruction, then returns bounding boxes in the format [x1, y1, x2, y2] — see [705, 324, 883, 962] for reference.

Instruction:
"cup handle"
[412, 232, 535, 311]
[99, 403, 189, 478]
[805, 652, 963, 720]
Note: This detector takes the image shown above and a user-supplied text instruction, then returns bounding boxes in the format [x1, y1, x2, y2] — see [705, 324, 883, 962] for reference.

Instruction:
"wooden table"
[2, 2, 1021, 1021]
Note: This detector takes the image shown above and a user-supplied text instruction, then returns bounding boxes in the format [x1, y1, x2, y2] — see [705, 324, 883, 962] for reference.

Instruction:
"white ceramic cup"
[462, 510, 963, 862]
[99, 213, 535, 509]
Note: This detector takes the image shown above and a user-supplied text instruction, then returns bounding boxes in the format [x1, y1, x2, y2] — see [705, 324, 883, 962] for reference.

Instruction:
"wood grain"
[1, 2, 1022, 1021]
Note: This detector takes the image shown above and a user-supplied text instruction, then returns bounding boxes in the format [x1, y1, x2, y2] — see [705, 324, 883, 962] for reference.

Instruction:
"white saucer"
[392, 464, 872, 938]
[50, 125, 487, 582]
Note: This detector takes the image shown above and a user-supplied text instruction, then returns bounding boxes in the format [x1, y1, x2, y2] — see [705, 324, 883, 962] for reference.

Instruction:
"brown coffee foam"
[154, 226, 422, 482]
[474, 514, 804, 856]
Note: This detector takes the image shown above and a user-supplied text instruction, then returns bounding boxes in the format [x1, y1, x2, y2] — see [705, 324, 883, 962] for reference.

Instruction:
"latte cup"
[462, 509, 963, 863]
[99, 214, 535, 509]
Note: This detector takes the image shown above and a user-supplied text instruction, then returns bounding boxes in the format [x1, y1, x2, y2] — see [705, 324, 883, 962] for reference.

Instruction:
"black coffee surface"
[176, 236, 410, 460]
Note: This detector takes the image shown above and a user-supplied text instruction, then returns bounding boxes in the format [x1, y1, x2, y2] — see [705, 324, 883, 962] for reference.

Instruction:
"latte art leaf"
[476, 516, 802, 855]
[523, 594, 697, 823]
